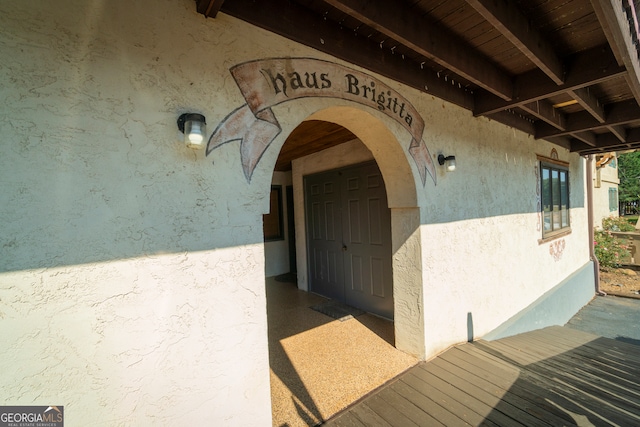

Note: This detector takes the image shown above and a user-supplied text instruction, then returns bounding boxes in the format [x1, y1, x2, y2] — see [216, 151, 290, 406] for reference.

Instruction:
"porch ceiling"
[197, 0, 640, 165]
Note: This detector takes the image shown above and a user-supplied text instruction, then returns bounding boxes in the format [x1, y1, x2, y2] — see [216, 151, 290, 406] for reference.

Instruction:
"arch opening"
[263, 106, 426, 426]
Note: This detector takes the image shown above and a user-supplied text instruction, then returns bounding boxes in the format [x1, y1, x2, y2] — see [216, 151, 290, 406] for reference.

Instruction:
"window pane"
[540, 162, 570, 236]
[552, 169, 560, 229]
[542, 167, 551, 231]
[609, 188, 617, 212]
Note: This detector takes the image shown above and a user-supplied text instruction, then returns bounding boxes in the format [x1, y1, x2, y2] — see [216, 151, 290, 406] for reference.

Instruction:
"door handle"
[342, 244, 348, 251]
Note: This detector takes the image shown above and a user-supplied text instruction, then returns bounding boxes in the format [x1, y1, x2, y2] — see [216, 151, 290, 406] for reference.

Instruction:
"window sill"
[539, 228, 572, 244]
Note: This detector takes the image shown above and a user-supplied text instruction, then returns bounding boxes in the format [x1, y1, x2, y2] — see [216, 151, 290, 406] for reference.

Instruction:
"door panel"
[342, 163, 393, 319]
[306, 171, 345, 301]
[305, 162, 393, 319]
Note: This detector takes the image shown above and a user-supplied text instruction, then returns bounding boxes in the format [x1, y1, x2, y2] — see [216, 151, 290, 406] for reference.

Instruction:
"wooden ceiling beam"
[571, 127, 640, 153]
[521, 100, 565, 130]
[197, 0, 225, 17]
[570, 131, 597, 146]
[536, 99, 640, 139]
[324, 0, 513, 100]
[591, 0, 640, 106]
[485, 110, 535, 136]
[466, 0, 564, 84]
[474, 45, 625, 116]
[217, 0, 474, 110]
[607, 124, 627, 142]
[568, 87, 606, 123]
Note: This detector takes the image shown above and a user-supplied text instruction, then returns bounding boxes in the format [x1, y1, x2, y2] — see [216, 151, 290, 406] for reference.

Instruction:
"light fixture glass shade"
[178, 113, 207, 149]
[445, 156, 456, 172]
[185, 118, 205, 148]
[437, 154, 456, 172]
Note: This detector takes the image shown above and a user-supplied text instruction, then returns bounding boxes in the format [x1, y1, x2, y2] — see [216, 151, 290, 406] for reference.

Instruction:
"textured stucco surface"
[592, 157, 620, 228]
[0, 0, 595, 424]
[0, 1, 276, 425]
[483, 262, 595, 341]
[418, 115, 591, 356]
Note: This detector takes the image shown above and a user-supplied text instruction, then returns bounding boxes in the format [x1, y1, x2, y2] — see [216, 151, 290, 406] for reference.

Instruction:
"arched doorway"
[289, 107, 425, 358]
[263, 106, 426, 425]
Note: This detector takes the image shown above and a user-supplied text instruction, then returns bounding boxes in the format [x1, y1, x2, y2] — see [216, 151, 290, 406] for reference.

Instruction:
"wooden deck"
[323, 326, 640, 426]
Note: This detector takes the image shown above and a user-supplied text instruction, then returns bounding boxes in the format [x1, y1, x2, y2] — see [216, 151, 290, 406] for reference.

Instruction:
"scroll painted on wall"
[206, 57, 436, 185]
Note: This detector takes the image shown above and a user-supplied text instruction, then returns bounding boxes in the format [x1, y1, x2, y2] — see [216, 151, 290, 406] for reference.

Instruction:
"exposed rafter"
[572, 127, 640, 153]
[324, 0, 514, 100]
[474, 46, 625, 116]
[536, 99, 640, 139]
[570, 131, 597, 146]
[466, 0, 564, 84]
[568, 87, 606, 123]
[521, 101, 565, 130]
[607, 124, 628, 142]
[196, 0, 225, 17]
[592, 0, 640, 106]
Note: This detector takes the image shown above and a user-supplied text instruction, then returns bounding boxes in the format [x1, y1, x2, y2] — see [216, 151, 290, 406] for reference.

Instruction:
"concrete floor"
[266, 276, 418, 427]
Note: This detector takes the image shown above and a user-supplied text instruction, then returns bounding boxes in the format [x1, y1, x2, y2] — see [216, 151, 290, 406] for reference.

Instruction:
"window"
[609, 187, 618, 212]
[263, 186, 284, 241]
[540, 160, 570, 238]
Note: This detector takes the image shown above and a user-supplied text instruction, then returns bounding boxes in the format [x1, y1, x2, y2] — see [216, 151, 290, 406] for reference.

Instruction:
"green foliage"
[594, 230, 631, 269]
[617, 152, 640, 202]
[625, 215, 639, 226]
[602, 216, 636, 232]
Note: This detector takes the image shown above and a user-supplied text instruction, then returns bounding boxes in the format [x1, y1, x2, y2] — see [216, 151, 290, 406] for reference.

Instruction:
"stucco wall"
[0, 1, 277, 425]
[593, 156, 620, 227]
[0, 0, 594, 424]
[418, 110, 591, 356]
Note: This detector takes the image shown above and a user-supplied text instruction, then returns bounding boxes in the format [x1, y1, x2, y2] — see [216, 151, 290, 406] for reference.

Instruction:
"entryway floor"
[266, 275, 418, 427]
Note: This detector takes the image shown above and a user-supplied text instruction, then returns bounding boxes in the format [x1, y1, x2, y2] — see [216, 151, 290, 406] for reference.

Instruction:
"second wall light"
[438, 154, 456, 172]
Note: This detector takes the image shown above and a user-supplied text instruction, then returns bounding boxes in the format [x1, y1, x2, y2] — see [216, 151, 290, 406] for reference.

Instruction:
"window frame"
[538, 156, 571, 240]
[263, 185, 285, 242]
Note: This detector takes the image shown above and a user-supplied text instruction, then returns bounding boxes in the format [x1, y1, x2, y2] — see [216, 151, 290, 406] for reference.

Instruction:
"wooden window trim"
[538, 228, 572, 245]
[536, 154, 569, 168]
[539, 159, 570, 240]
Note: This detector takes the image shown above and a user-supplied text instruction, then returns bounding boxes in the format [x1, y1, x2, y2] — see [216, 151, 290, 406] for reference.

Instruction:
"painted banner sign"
[207, 58, 436, 185]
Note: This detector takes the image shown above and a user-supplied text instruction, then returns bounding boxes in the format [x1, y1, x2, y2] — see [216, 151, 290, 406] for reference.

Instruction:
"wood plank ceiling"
[196, 0, 640, 171]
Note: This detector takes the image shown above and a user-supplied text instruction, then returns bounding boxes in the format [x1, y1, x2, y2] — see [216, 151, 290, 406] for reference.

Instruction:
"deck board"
[474, 341, 640, 425]
[391, 379, 471, 426]
[323, 326, 640, 426]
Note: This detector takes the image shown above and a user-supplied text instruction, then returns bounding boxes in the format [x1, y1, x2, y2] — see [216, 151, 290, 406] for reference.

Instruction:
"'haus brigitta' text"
[261, 68, 413, 127]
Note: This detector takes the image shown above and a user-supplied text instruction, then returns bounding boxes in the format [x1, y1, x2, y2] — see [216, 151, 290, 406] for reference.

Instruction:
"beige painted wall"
[0, 0, 593, 424]
[593, 155, 620, 227]
[0, 1, 277, 424]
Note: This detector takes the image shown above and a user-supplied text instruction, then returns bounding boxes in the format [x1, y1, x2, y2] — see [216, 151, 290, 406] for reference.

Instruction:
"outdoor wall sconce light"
[438, 154, 456, 172]
[177, 113, 207, 149]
